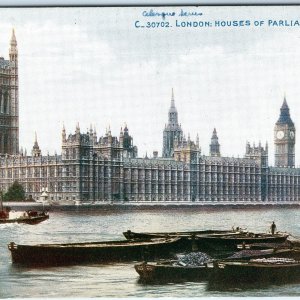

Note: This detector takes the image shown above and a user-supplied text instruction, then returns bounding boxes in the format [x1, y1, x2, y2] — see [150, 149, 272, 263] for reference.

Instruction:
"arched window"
[3, 134, 8, 153]
[3, 92, 9, 114]
[0, 91, 2, 113]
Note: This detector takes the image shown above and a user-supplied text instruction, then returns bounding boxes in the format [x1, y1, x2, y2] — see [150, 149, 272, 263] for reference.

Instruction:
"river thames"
[1, 205, 300, 298]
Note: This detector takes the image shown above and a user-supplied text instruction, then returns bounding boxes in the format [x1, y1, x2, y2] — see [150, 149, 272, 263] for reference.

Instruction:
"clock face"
[276, 131, 284, 139]
[290, 131, 295, 139]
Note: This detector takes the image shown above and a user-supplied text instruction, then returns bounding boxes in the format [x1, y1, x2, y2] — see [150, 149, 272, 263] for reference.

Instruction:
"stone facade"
[274, 97, 295, 168]
[162, 89, 183, 158]
[0, 30, 19, 155]
[0, 95, 298, 204]
[0, 32, 300, 204]
[210, 128, 221, 157]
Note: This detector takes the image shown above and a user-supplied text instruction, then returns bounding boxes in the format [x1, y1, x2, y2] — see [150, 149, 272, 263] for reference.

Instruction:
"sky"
[0, 6, 300, 165]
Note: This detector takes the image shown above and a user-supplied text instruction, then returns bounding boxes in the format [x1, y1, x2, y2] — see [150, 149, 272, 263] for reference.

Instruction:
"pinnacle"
[212, 128, 218, 139]
[281, 93, 289, 109]
[10, 28, 17, 45]
[171, 88, 175, 108]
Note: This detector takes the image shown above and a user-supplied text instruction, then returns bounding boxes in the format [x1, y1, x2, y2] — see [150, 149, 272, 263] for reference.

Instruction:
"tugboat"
[0, 194, 49, 225]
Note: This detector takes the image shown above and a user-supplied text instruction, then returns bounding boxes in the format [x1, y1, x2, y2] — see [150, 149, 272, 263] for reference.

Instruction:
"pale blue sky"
[0, 6, 300, 165]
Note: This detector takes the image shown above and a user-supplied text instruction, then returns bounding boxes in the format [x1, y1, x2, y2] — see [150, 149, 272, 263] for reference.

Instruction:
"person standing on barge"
[271, 221, 277, 235]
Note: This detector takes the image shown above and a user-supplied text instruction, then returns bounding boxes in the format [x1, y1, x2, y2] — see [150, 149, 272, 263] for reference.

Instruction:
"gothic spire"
[169, 88, 177, 113]
[212, 128, 218, 139]
[75, 122, 80, 136]
[282, 94, 288, 109]
[196, 133, 199, 148]
[33, 132, 39, 149]
[168, 88, 179, 126]
[162, 88, 183, 158]
[10, 29, 16, 45]
[32, 132, 41, 157]
[171, 88, 175, 108]
[276, 96, 294, 126]
[9, 28, 18, 59]
[210, 128, 220, 157]
[62, 123, 66, 142]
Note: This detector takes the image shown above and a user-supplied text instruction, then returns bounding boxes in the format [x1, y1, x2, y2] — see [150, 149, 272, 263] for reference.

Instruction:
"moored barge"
[135, 261, 214, 282]
[8, 237, 181, 266]
[124, 230, 289, 252]
[197, 232, 289, 251]
[213, 257, 300, 283]
[123, 229, 234, 240]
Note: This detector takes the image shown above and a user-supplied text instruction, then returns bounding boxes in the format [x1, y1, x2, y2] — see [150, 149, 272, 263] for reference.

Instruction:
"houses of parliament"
[0, 30, 299, 204]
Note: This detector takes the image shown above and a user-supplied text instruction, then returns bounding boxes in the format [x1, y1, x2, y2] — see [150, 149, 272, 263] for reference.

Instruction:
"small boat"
[123, 229, 235, 240]
[8, 237, 182, 266]
[0, 206, 49, 225]
[0, 193, 49, 225]
[213, 257, 300, 283]
[135, 252, 214, 282]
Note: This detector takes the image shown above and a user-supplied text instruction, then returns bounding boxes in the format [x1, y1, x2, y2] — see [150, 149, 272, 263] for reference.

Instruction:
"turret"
[89, 124, 93, 137]
[75, 122, 80, 140]
[62, 124, 66, 142]
[245, 141, 268, 167]
[9, 29, 18, 62]
[274, 96, 295, 167]
[196, 133, 199, 148]
[8, 29, 19, 154]
[107, 125, 112, 145]
[162, 89, 183, 158]
[209, 128, 221, 157]
[31, 132, 41, 157]
[93, 126, 97, 144]
[123, 123, 132, 149]
[119, 127, 124, 147]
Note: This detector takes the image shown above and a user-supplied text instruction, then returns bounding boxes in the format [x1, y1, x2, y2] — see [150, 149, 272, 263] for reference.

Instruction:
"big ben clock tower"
[274, 97, 295, 167]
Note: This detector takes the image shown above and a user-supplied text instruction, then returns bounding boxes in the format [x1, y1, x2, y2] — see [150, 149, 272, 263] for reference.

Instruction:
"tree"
[3, 181, 25, 201]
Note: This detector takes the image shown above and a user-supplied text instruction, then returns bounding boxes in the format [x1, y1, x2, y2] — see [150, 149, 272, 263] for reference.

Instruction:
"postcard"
[1, 5, 300, 298]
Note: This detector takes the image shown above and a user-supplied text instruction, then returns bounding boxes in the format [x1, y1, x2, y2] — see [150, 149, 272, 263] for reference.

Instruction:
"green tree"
[3, 181, 25, 201]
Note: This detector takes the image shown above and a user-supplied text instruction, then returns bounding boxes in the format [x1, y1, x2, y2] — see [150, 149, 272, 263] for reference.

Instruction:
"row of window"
[268, 175, 300, 184]
[200, 165, 259, 173]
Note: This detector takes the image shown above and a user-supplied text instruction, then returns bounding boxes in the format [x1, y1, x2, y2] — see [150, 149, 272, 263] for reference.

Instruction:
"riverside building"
[0, 31, 299, 204]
